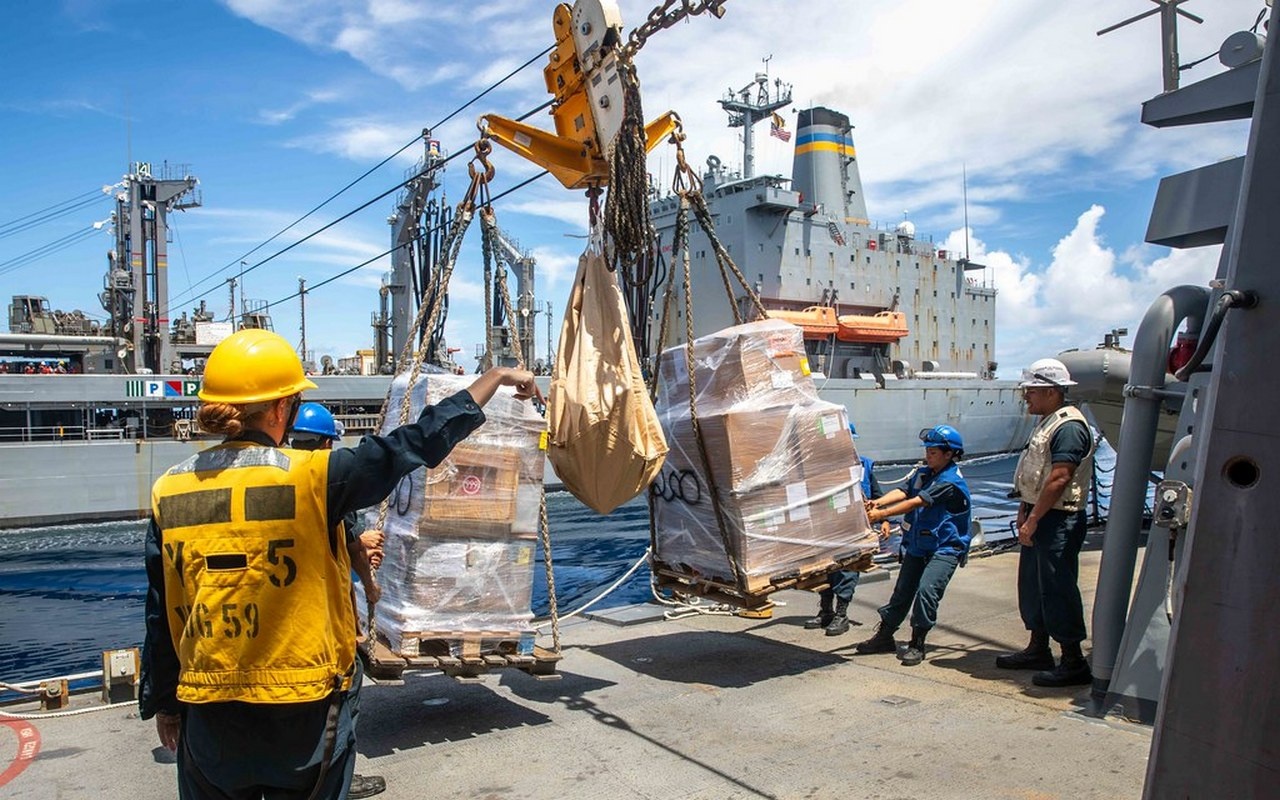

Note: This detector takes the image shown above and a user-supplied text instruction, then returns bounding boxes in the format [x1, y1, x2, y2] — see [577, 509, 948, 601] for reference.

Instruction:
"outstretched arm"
[867, 494, 926, 525]
[467, 367, 541, 406]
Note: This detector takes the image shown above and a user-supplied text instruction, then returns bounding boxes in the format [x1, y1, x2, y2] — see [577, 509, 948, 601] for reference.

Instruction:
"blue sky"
[0, 0, 1266, 374]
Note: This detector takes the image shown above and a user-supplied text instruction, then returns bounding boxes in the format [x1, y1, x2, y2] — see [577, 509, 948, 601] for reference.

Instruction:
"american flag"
[770, 112, 791, 142]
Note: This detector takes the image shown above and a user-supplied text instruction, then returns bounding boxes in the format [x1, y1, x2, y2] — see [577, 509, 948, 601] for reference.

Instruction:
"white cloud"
[958, 206, 1222, 375]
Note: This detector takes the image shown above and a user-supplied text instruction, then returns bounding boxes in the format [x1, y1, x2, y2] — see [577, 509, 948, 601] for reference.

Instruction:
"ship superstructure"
[653, 75, 997, 382]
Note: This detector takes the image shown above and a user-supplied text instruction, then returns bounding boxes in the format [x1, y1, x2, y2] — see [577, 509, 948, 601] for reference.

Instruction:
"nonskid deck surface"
[1, 542, 1149, 799]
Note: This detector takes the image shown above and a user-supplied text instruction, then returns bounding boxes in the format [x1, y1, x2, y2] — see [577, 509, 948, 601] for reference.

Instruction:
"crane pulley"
[480, 1, 688, 190]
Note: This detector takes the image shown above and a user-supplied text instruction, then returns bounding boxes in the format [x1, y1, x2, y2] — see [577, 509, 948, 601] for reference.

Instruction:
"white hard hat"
[1019, 357, 1077, 389]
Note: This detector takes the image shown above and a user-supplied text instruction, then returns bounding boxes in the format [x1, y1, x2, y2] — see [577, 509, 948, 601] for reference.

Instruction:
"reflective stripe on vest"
[151, 442, 355, 704]
[1012, 406, 1095, 513]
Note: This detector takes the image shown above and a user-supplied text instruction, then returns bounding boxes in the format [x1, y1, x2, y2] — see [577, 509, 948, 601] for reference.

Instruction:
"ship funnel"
[792, 107, 867, 224]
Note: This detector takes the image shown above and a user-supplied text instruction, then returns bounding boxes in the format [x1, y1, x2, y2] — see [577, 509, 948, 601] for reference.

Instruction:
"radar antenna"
[1097, 0, 1204, 93]
[719, 57, 792, 179]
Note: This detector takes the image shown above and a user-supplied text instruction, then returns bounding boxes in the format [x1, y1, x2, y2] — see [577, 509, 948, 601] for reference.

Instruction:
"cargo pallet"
[651, 548, 878, 612]
[359, 630, 562, 683]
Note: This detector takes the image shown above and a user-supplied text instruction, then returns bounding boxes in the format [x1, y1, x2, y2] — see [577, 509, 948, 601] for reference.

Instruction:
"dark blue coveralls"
[876, 461, 971, 633]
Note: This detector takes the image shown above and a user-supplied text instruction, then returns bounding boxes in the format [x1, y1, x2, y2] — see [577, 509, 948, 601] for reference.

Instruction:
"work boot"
[803, 590, 835, 629]
[348, 774, 387, 799]
[854, 623, 897, 655]
[1032, 641, 1093, 687]
[995, 629, 1055, 671]
[899, 628, 928, 666]
[825, 598, 853, 636]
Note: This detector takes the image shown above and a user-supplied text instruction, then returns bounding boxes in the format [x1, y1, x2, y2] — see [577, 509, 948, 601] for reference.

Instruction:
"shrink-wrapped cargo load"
[359, 371, 546, 656]
[652, 320, 878, 598]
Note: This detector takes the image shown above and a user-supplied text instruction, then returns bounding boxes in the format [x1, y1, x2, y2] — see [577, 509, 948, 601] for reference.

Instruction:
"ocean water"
[0, 450, 1116, 686]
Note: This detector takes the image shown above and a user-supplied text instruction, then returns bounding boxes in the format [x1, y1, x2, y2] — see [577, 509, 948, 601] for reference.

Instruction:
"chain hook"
[463, 136, 496, 212]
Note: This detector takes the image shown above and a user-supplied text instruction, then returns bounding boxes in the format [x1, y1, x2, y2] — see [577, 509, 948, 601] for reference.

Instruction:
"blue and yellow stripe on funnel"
[795, 131, 856, 158]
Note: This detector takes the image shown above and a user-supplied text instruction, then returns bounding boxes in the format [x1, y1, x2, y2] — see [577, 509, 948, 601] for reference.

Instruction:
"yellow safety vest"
[1013, 406, 1095, 513]
[151, 442, 355, 704]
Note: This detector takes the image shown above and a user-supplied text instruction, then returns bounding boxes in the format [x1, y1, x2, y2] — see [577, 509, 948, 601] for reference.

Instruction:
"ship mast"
[719, 58, 792, 179]
[102, 161, 200, 374]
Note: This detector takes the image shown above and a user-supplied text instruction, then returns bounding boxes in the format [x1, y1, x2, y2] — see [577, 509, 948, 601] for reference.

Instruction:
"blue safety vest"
[900, 461, 971, 558]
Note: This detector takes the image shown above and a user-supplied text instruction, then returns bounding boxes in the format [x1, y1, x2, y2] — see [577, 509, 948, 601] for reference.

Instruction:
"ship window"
[916, 262, 920, 269]
[806, 278, 811, 285]
[806, 249, 811, 256]
[727, 215, 732, 225]
[795, 248, 800, 255]
[933, 290, 937, 298]
[758, 274, 764, 282]
[950, 292, 955, 299]
[866, 256, 871, 264]
[759, 244, 764, 253]
[850, 255, 856, 263]
[850, 282, 855, 290]
[984, 320, 988, 327]
[897, 260, 901, 267]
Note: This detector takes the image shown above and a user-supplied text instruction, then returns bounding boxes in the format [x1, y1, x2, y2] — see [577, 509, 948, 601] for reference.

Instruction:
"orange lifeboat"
[836, 310, 909, 343]
[764, 306, 838, 339]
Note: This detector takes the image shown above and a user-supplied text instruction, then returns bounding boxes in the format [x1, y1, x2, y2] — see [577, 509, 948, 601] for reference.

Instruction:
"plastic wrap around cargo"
[359, 371, 546, 655]
[652, 320, 877, 591]
[655, 319, 819, 416]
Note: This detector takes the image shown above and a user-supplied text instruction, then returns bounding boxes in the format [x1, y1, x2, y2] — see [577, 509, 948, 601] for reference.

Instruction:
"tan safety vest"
[1013, 405, 1095, 513]
[151, 442, 355, 704]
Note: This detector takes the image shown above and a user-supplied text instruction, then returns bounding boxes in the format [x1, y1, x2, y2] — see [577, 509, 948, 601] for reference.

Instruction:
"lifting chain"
[623, 0, 730, 60]
[462, 137, 495, 213]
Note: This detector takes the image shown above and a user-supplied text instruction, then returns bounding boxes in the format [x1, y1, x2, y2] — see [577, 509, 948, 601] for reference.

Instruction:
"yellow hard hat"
[198, 329, 317, 404]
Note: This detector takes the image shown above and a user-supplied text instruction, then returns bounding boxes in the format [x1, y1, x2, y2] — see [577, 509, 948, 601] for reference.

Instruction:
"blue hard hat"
[291, 402, 343, 441]
[848, 422, 859, 439]
[919, 424, 963, 452]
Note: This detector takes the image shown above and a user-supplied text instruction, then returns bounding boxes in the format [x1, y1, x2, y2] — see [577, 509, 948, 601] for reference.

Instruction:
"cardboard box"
[424, 445, 519, 522]
[790, 403, 857, 478]
[673, 406, 801, 490]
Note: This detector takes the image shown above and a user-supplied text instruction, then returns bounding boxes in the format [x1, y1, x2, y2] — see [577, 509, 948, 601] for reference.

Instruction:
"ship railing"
[0, 425, 89, 443]
[336, 413, 381, 434]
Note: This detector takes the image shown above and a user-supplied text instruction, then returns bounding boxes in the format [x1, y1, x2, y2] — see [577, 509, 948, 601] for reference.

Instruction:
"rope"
[674, 193, 743, 587]
[363, 143, 490, 647]
[480, 207, 560, 653]
[603, 60, 655, 284]
[0, 700, 138, 720]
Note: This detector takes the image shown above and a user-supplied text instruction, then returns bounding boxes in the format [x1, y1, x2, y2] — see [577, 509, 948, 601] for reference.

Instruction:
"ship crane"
[483, 223, 538, 371]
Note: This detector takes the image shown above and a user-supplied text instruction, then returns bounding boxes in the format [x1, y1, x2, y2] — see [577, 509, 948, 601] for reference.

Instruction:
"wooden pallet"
[652, 548, 878, 612]
[359, 630, 561, 682]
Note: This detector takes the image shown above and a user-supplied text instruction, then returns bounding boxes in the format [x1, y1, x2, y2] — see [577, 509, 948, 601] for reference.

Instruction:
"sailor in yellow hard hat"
[140, 328, 539, 800]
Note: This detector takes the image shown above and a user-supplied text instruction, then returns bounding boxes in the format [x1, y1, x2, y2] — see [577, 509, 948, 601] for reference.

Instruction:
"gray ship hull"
[0, 373, 1032, 529]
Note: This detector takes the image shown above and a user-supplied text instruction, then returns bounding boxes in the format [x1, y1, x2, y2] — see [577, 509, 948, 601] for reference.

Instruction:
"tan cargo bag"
[547, 249, 668, 514]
